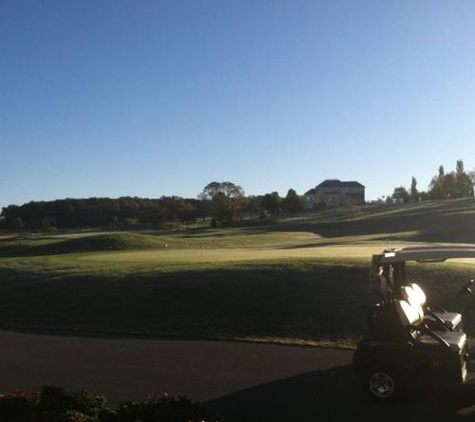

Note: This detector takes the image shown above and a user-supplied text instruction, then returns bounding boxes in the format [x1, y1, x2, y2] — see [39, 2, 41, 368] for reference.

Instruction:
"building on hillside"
[303, 188, 317, 211]
[304, 179, 365, 210]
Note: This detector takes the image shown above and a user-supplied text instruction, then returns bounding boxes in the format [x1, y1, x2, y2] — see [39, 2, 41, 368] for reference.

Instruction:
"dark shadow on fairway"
[205, 365, 475, 422]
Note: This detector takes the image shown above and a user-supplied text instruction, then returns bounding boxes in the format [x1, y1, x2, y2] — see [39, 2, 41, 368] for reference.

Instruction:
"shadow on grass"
[206, 365, 475, 422]
[272, 215, 475, 244]
[1, 262, 474, 343]
[0, 264, 371, 342]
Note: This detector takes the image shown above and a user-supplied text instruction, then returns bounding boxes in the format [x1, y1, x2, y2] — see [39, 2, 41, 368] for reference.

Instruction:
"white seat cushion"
[395, 300, 423, 327]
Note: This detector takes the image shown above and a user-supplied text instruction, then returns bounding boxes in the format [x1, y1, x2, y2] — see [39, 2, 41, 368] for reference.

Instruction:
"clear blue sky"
[1, 0, 475, 209]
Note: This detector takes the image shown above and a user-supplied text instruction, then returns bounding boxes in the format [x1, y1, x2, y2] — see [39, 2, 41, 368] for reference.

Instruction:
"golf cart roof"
[372, 246, 475, 264]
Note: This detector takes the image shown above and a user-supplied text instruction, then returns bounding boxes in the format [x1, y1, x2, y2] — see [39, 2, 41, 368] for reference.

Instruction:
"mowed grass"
[0, 232, 384, 347]
[0, 259, 367, 343]
[81, 244, 406, 266]
[1, 197, 475, 348]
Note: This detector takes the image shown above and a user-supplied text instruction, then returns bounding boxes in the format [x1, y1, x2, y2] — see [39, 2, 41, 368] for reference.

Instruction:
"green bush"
[115, 395, 208, 422]
[60, 410, 97, 422]
[70, 390, 109, 420]
[0, 387, 213, 422]
[38, 385, 74, 418]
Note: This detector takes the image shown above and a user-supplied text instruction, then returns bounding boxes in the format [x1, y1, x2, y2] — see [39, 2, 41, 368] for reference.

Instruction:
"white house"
[304, 179, 365, 209]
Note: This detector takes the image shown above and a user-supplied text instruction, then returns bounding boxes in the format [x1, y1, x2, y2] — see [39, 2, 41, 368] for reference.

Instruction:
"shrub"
[70, 390, 110, 420]
[0, 390, 38, 421]
[115, 395, 208, 422]
[38, 385, 74, 419]
[0, 388, 213, 422]
[61, 410, 97, 422]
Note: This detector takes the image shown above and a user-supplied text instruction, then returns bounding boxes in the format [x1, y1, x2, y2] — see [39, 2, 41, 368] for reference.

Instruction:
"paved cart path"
[2, 330, 475, 421]
[0, 330, 350, 404]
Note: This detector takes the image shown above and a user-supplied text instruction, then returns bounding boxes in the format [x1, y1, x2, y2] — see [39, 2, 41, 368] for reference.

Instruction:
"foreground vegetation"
[1, 198, 475, 347]
[0, 385, 209, 422]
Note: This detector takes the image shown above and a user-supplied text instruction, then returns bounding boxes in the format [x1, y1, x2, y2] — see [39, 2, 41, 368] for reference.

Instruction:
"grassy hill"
[2, 197, 475, 258]
[273, 197, 475, 243]
[0, 198, 474, 347]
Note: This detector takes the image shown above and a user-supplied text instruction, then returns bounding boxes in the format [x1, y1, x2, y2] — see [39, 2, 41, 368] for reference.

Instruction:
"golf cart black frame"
[353, 246, 475, 402]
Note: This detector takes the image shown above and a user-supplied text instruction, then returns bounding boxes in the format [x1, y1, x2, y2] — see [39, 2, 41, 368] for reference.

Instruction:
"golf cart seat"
[403, 283, 462, 331]
[396, 299, 467, 353]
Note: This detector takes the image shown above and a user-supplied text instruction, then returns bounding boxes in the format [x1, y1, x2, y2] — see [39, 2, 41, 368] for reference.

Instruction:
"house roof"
[304, 188, 316, 195]
[316, 179, 365, 189]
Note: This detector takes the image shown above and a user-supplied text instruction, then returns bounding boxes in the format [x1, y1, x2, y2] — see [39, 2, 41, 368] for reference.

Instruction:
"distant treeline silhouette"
[0, 182, 306, 230]
[1, 196, 206, 230]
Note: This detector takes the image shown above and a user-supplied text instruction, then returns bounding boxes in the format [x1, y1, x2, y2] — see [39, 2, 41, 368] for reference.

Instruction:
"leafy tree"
[470, 170, 475, 187]
[410, 177, 419, 201]
[392, 186, 409, 203]
[191, 198, 210, 223]
[199, 181, 245, 225]
[261, 192, 282, 215]
[283, 189, 304, 215]
[160, 196, 185, 221]
[429, 160, 474, 199]
[454, 159, 474, 198]
[429, 165, 446, 199]
[246, 196, 261, 219]
[177, 201, 197, 230]
[233, 196, 251, 222]
[211, 191, 233, 225]
[199, 181, 244, 201]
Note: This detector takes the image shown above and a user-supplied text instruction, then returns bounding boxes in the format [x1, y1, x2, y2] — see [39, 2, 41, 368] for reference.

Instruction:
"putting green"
[81, 243, 409, 265]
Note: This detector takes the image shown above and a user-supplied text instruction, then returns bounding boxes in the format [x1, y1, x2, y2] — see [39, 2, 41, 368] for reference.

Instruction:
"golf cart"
[352, 246, 475, 402]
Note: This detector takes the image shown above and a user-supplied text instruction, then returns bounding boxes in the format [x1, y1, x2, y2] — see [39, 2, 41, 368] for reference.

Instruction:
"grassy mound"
[0, 233, 175, 257]
[61, 233, 169, 252]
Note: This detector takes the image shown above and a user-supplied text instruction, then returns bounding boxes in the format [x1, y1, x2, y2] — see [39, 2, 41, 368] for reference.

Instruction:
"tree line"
[390, 159, 475, 203]
[0, 182, 305, 231]
[3, 160, 474, 231]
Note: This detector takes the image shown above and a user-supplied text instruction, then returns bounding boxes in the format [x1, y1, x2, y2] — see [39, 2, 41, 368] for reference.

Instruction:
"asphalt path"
[2, 330, 475, 421]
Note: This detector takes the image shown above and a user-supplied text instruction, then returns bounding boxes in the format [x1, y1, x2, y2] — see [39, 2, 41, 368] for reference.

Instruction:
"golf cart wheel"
[364, 367, 403, 403]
